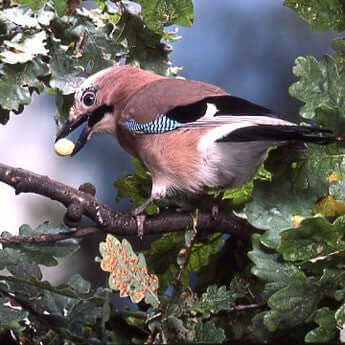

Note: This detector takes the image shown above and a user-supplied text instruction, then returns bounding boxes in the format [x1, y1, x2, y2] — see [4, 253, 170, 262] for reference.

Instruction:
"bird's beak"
[55, 104, 114, 156]
[55, 112, 91, 156]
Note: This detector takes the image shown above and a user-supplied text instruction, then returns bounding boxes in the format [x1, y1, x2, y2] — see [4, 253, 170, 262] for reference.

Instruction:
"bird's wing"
[120, 77, 331, 142]
[120, 77, 276, 132]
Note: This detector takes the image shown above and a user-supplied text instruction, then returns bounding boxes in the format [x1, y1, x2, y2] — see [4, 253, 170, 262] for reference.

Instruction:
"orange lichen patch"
[328, 172, 342, 184]
[134, 291, 145, 301]
[99, 234, 159, 307]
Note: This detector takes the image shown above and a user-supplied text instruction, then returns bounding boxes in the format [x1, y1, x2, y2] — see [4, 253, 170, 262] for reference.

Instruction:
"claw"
[131, 193, 161, 238]
[211, 204, 219, 220]
[135, 214, 146, 239]
[211, 190, 224, 221]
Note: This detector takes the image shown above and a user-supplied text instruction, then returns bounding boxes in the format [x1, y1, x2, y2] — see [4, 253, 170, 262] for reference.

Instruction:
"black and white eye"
[82, 90, 96, 107]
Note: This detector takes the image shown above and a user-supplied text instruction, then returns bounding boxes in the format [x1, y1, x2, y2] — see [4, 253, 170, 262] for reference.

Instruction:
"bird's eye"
[82, 91, 96, 107]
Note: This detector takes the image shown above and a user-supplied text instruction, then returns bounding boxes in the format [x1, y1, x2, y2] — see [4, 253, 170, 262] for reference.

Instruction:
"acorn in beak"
[55, 105, 113, 156]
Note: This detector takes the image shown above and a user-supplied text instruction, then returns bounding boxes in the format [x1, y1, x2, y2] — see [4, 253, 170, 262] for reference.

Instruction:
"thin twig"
[222, 302, 266, 313]
[160, 210, 200, 341]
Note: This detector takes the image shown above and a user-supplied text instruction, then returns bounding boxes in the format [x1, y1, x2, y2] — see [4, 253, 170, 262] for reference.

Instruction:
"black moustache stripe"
[88, 104, 114, 127]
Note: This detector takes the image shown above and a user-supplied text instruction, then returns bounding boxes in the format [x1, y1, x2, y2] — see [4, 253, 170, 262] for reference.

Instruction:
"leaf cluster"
[0, 223, 117, 344]
[112, 1, 345, 342]
[0, 0, 187, 124]
[3, 0, 345, 344]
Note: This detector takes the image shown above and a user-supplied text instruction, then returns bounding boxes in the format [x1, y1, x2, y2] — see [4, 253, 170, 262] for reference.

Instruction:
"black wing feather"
[217, 125, 334, 144]
[166, 95, 274, 124]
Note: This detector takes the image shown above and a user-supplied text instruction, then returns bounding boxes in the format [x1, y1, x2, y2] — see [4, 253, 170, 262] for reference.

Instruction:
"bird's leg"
[211, 189, 225, 220]
[132, 193, 162, 239]
[132, 196, 157, 217]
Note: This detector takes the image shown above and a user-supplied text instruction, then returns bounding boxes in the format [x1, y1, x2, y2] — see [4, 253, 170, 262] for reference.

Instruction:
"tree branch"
[0, 163, 255, 241]
[0, 227, 100, 244]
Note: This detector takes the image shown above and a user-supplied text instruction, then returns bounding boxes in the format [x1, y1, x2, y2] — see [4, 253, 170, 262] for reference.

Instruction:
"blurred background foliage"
[1, 0, 345, 344]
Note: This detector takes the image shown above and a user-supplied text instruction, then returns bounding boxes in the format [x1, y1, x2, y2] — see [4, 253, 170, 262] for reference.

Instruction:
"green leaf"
[146, 232, 183, 292]
[68, 274, 91, 295]
[251, 312, 273, 343]
[37, 285, 106, 340]
[335, 302, 345, 327]
[0, 64, 31, 111]
[198, 285, 236, 317]
[289, 54, 345, 128]
[222, 163, 271, 205]
[99, 234, 160, 308]
[52, 0, 68, 17]
[186, 233, 222, 273]
[168, 315, 190, 340]
[15, 0, 47, 12]
[193, 320, 226, 344]
[245, 145, 345, 249]
[131, 157, 149, 179]
[1, 31, 48, 64]
[0, 58, 49, 114]
[55, 91, 74, 121]
[2, 275, 90, 301]
[0, 304, 28, 331]
[37, 1, 56, 26]
[136, 0, 194, 34]
[68, 298, 104, 326]
[11, 223, 80, 264]
[246, 42, 345, 251]
[331, 37, 345, 57]
[264, 276, 320, 331]
[284, 0, 345, 32]
[277, 215, 345, 262]
[0, 247, 42, 279]
[223, 182, 254, 206]
[48, 37, 83, 95]
[120, 8, 178, 76]
[305, 307, 336, 343]
[248, 234, 305, 284]
[114, 158, 158, 215]
[147, 232, 221, 293]
[0, 6, 39, 28]
[328, 162, 345, 207]
[0, 223, 79, 282]
[63, 8, 126, 73]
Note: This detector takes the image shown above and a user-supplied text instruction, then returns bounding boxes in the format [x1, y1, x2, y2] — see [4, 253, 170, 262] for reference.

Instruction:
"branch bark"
[0, 163, 254, 241]
[0, 227, 100, 244]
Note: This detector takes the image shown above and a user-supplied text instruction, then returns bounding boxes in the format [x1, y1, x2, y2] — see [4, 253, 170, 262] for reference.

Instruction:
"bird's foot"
[134, 214, 146, 240]
[132, 203, 148, 217]
[211, 203, 220, 220]
[132, 202, 151, 239]
[211, 189, 224, 221]
[132, 194, 161, 238]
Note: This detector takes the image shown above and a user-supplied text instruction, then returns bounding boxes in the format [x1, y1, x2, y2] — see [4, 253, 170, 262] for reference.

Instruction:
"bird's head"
[55, 64, 163, 155]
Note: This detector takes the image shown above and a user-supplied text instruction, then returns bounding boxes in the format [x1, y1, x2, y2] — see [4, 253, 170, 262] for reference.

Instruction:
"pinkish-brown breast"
[134, 128, 209, 193]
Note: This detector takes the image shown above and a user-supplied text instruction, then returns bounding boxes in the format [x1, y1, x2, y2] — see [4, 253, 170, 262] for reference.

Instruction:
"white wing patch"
[197, 115, 296, 152]
[204, 103, 219, 118]
[196, 115, 296, 190]
[198, 122, 253, 152]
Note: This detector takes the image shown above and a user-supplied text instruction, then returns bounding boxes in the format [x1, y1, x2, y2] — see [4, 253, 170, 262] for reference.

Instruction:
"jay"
[56, 65, 338, 233]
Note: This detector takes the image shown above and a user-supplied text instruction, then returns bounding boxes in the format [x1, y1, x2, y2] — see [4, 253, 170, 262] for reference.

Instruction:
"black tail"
[216, 125, 343, 145]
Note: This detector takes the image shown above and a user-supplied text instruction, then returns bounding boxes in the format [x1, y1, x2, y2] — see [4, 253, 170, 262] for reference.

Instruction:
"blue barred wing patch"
[125, 115, 182, 134]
